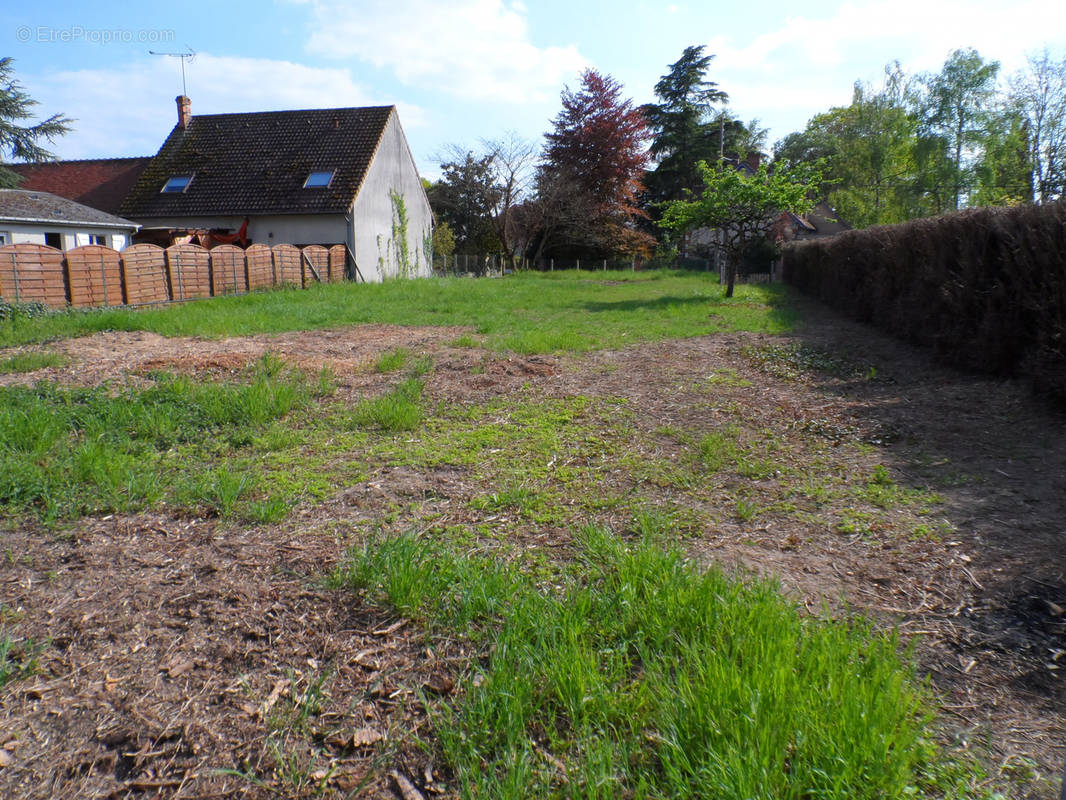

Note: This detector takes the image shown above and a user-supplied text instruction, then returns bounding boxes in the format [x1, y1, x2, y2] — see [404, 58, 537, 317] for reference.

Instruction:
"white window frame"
[161, 174, 194, 193]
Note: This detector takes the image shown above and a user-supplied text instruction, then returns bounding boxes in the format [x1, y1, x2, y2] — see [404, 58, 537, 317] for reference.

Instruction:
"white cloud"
[25, 53, 424, 159]
[710, 0, 1063, 79]
[304, 0, 587, 103]
[700, 0, 1066, 145]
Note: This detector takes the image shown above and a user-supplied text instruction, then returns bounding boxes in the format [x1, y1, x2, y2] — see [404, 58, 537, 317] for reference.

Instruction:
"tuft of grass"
[349, 376, 424, 432]
[0, 631, 44, 687]
[698, 430, 739, 472]
[374, 347, 410, 373]
[0, 350, 67, 374]
[241, 494, 293, 525]
[334, 526, 982, 799]
[180, 466, 257, 517]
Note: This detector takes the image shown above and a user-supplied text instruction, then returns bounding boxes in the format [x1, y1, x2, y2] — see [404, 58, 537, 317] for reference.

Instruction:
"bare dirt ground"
[1, 302, 1064, 798]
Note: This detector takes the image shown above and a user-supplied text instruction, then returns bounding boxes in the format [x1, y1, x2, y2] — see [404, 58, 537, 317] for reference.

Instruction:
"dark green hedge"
[782, 202, 1066, 400]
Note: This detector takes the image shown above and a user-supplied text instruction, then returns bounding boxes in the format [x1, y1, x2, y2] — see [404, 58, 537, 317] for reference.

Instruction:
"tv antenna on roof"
[149, 48, 196, 96]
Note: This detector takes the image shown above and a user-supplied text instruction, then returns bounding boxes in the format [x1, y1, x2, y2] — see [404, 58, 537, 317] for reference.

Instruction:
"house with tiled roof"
[8, 157, 151, 217]
[0, 189, 139, 250]
[120, 96, 432, 281]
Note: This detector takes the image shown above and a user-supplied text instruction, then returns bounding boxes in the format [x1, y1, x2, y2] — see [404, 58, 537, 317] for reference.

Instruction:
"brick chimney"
[176, 95, 192, 129]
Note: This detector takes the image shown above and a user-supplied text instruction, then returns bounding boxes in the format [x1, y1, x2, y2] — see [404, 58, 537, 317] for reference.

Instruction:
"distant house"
[776, 201, 851, 243]
[0, 189, 139, 250]
[8, 157, 151, 217]
[120, 96, 433, 282]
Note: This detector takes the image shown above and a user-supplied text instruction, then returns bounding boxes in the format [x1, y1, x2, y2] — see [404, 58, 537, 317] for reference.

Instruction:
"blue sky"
[4, 0, 1065, 179]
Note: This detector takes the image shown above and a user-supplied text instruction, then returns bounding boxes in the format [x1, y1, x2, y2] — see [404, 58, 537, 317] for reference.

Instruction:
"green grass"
[348, 376, 425, 432]
[331, 524, 980, 799]
[0, 354, 316, 521]
[0, 271, 798, 353]
[374, 347, 411, 373]
[0, 631, 43, 687]
[0, 350, 67, 374]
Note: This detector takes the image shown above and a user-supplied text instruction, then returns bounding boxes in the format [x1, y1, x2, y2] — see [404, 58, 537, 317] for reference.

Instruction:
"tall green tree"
[659, 160, 819, 297]
[1007, 48, 1066, 203]
[0, 57, 72, 188]
[972, 108, 1033, 206]
[774, 65, 939, 227]
[642, 46, 740, 205]
[426, 150, 501, 253]
[921, 48, 1000, 210]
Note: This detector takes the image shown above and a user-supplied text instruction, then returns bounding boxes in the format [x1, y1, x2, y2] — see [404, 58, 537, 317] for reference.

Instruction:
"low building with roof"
[8, 157, 152, 217]
[120, 96, 432, 282]
[0, 189, 139, 250]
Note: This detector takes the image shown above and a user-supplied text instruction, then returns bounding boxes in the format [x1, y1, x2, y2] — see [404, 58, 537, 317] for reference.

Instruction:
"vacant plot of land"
[0, 275, 1063, 798]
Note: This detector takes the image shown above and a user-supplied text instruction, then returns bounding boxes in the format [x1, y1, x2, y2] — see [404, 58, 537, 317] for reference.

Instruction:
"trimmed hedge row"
[782, 201, 1066, 400]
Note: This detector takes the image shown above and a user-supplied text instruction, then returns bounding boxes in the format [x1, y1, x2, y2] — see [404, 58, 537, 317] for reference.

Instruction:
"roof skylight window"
[161, 175, 193, 193]
[303, 170, 334, 188]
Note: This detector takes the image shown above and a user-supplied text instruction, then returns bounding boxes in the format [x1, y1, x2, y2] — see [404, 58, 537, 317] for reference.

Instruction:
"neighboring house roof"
[8, 157, 151, 216]
[121, 105, 395, 219]
[0, 189, 139, 230]
[804, 201, 850, 237]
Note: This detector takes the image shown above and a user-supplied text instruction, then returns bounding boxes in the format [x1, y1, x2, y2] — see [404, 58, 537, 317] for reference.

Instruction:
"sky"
[4, 0, 1065, 180]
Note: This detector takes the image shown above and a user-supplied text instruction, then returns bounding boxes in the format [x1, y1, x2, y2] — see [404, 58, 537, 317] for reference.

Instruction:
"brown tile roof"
[121, 106, 395, 219]
[9, 157, 151, 216]
[0, 189, 139, 229]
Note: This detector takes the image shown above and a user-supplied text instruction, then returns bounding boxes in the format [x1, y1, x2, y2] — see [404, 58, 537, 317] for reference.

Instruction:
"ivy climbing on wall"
[390, 191, 411, 278]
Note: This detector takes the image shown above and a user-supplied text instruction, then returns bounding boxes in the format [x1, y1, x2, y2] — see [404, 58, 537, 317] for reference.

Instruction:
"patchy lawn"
[0, 280, 1063, 798]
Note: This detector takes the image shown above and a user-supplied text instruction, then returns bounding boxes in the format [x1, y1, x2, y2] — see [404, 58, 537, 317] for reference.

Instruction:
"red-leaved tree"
[534, 69, 654, 259]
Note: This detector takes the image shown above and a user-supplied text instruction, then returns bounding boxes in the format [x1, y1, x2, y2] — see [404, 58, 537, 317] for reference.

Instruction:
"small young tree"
[0, 57, 72, 187]
[659, 160, 819, 297]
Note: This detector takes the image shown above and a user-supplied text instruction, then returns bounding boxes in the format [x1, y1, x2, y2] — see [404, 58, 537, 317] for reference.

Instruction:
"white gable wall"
[351, 111, 433, 282]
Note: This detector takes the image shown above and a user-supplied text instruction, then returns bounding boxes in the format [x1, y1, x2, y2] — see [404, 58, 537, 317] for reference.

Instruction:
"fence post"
[603, 259, 607, 271]
[175, 251, 185, 300]
[576, 258, 580, 270]
[550, 259, 554, 272]
[100, 252, 109, 306]
[9, 252, 19, 303]
[631, 256, 635, 272]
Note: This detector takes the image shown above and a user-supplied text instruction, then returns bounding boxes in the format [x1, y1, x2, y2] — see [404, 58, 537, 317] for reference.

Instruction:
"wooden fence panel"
[302, 245, 329, 285]
[328, 245, 347, 282]
[209, 245, 248, 296]
[272, 244, 302, 287]
[121, 244, 169, 305]
[66, 245, 124, 307]
[0, 244, 67, 307]
[166, 244, 211, 300]
[0, 241, 353, 312]
[246, 244, 274, 289]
